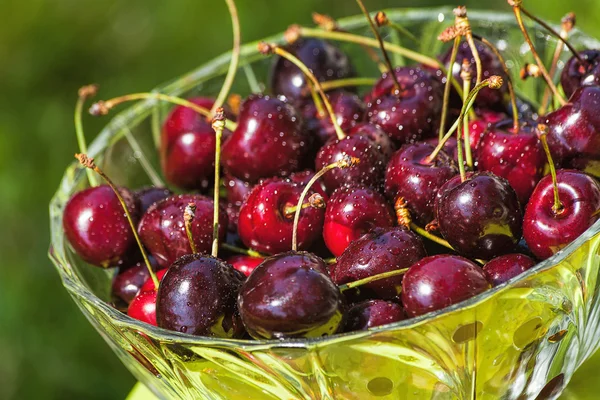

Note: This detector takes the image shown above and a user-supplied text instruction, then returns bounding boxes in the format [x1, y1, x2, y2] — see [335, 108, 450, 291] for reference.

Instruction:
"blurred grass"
[1, 0, 600, 398]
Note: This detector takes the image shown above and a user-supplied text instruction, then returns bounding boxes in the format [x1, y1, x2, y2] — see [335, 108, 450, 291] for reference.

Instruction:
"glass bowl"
[49, 7, 600, 400]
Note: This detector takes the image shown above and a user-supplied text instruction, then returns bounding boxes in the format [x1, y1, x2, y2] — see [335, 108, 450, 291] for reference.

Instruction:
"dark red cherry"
[237, 178, 325, 254]
[270, 38, 355, 105]
[112, 257, 160, 304]
[366, 66, 443, 144]
[63, 185, 138, 268]
[437, 172, 523, 259]
[302, 90, 366, 146]
[226, 255, 264, 277]
[323, 185, 395, 257]
[288, 169, 329, 201]
[433, 172, 474, 219]
[332, 227, 426, 300]
[483, 253, 535, 286]
[439, 40, 508, 110]
[221, 94, 308, 182]
[544, 86, 600, 176]
[315, 134, 386, 193]
[344, 300, 406, 332]
[128, 291, 158, 326]
[238, 251, 343, 339]
[348, 122, 395, 160]
[160, 97, 232, 190]
[402, 255, 490, 317]
[385, 143, 457, 225]
[424, 137, 461, 163]
[138, 194, 228, 268]
[467, 110, 507, 151]
[560, 50, 600, 99]
[156, 254, 244, 337]
[523, 170, 600, 260]
[135, 186, 173, 215]
[222, 174, 253, 232]
[476, 119, 545, 206]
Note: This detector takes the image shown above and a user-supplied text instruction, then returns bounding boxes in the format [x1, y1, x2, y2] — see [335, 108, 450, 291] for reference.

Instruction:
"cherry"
[315, 134, 386, 193]
[303, 90, 366, 146]
[344, 300, 405, 332]
[483, 253, 536, 286]
[385, 143, 458, 225]
[237, 251, 344, 339]
[63, 185, 139, 268]
[560, 49, 600, 98]
[156, 254, 245, 337]
[331, 227, 426, 300]
[366, 66, 443, 144]
[348, 122, 395, 160]
[402, 255, 490, 317]
[222, 174, 253, 232]
[323, 185, 395, 257]
[270, 38, 355, 105]
[127, 291, 158, 326]
[433, 172, 474, 219]
[466, 110, 506, 151]
[140, 268, 168, 293]
[134, 186, 173, 215]
[476, 119, 545, 206]
[160, 97, 232, 190]
[523, 170, 600, 260]
[437, 172, 523, 259]
[424, 137, 461, 163]
[544, 86, 600, 175]
[112, 256, 160, 304]
[288, 170, 329, 201]
[237, 178, 324, 254]
[439, 40, 508, 110]
[138, 194, 228, 268]
[226, 255, 264, 277]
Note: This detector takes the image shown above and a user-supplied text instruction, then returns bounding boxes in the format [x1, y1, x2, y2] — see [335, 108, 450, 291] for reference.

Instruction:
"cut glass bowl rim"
[49, 6, 600, 349]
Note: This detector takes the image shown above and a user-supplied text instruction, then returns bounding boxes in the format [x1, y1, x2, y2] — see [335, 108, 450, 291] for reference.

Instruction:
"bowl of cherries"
[49, 2, 600, 399]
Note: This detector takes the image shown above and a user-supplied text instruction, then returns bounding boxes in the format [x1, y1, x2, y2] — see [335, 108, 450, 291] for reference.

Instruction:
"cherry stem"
[320, 77, 377, 91]
[511, 5, 567, 106]
[338, 268, 409, 292]
[75, 85, 100, 187]
[90, 93, 238, 131]
[427, 77, 501, 163]
[243, 64, 262, 94]
[210, 0, 241, 116]
[184, 203, 198, 254]
[461, 60, 473, 171]
[221, 243, 264, 258]
[394, 197, 455, 251]
[308, 81, 326, 118]
[295, 26, 465, 98]
[75, 153, 159, 289]
[268, 44, 346, 140]
[538, 125, 564, 215]
[455, 7, 482, 85]
[519, 7, 582, 64]
[283, 193, 325, 217]
[312, 12, 387, 73]
[540, 12, 575, 115]
[292, 156, 360, 251]
[473, 34, 520, 131]
[211, 110, 226, 257]
[375, 11, 418, 43]
[354, 0, 401, 93]
[439, 36, 461, 141]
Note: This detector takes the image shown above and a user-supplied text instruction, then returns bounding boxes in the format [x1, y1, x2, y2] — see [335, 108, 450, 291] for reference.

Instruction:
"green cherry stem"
[374, 11, 418, 42]
[538, 124, 564, 214]
[221, 243, 264, 258]
[184, 203, 199, 254]
[461, 60, 473, 170]
[455, 7, 482, 85]
[338, 268, 409, 292]
[75, 153, 159, 289]
[394, 198, 455, 251]
[320, 77, 377, 91]
[211, 109, 226, 257]
[75, 85, 100, 187]
[439, 35, 461, 140]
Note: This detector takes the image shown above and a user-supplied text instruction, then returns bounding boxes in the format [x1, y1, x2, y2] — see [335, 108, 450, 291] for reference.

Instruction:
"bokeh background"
[2, 0, 600, 398]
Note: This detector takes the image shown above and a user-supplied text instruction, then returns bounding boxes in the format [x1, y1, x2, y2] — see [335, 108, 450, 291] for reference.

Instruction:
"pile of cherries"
[62, 3, 600, 341]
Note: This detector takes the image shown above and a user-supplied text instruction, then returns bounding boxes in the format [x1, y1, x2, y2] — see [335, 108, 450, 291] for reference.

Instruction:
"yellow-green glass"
[49, 8, 600, 400]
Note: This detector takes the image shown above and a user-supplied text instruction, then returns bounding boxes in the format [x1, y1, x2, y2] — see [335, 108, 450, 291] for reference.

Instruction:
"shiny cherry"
[560, 49, 600, 98]
[483, 253, 536, 286]
[344, 300, 406, 332]
[288, 170, 329, 200]
[323, 185, 395, 257]
[112, 256, 160, 304]
[437, 172, 523, 259]
[156, 254, 244, 337]
[237, 178, 325, 254]
[523, 170, 600, 260]
[135, 186, 173, 214]
[270, 38, 355, 105]
[127, 291, 158, 326]
[385, 143, 457, 225]
[332, 227, 426, 300]
[221, 94, 308, 182]
[222, 174, 253, 232]
[238, 251, 343, 339]
[348, 122, 395, 160]
[138, 194, 228, 268]
[366, 66, 443, 144]
[226, 255, 264, 277]
[402, 255, 490, 317]
[63, 185, 139, 268]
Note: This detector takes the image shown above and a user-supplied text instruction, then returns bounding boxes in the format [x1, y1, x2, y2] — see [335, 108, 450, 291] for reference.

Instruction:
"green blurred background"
[2, 0, 600, 398]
